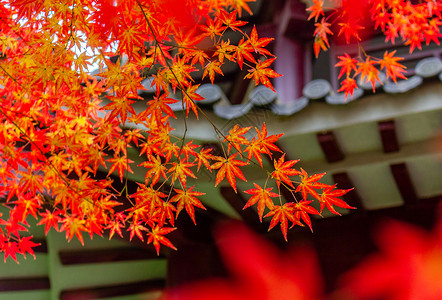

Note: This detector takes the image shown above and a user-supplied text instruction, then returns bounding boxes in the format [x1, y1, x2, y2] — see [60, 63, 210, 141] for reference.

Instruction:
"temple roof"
[163, 56, 442, 120]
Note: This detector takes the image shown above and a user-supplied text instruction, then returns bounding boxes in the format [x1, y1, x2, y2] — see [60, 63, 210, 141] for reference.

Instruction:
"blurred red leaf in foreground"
[163, 205, 442, 300]
[341, 213, 442, 300]
[164, 221, 324, 300]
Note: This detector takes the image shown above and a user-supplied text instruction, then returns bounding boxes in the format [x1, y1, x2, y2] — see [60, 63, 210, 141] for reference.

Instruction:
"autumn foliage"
[1, 0, 435, 262]
[308, 0, 441, 98]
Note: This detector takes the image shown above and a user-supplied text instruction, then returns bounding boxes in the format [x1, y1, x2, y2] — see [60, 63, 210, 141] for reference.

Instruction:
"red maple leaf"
[319, 185, 355, 215]
[292, 200, 320, 231]
[128, 220, 148, 241]
[18, 236, 40, 259]
[219, 10, 248, 33]
[295, 168, 327, 201]
[335, 53, 358, 79]
[3, 241, 19, 263]
[338, 77, 358, 100]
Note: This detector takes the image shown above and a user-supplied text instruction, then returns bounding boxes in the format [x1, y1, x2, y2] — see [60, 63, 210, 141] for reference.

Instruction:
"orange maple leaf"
[203, 61, 224, 84]
[128, 220, 148, 241]
[379, 50, 407, 83]
[157, 201, 177, 227]
[37, 209, 61, 235]
[107, 155, 134, 182]
[292, 200, 320, 232]
[271, 154, 300, 188]
[243, 183, 278, 222]
[147, 226, 177, 255]
[244, 58, 282, 92]
[306, 0, 324, 22]
[194, 147, 216, 172]
[60, 215, 88, 245]
[264, 203, 300, 241]
[106, 219, 125, 240]
[229, 0, 253, 17]
[335, 53, 358, 79]
[211, 153, 248, 193]
[182, 84, 204, 118]
[356, 58, 382, 92]
[224, 124, 251, 154]
[145, 93, 178, 120]
[168, 161, 197, 188]
[234, 38, 256, 69]
[201, 18, 226, 39]
[314, 18, 333, 44]
[248, 25, 274, 57]
[103, 94, 136, 125]
[313, 35, 329, 58]
[244, 123, 283, 167]
[171, 185, 206, 225]
[139, 155, 168, 186]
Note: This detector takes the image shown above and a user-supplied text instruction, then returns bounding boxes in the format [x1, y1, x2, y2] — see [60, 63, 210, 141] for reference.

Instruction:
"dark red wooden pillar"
[378, 120, 400, 153]
[390, 163, 418, 206]
[317, 131, 345, 163]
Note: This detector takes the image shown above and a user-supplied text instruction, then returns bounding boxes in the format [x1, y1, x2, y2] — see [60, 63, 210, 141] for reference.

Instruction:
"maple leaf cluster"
[223, 124, 354, 241]
[0, 0, 351, 262]
[307, 0, 442, 98]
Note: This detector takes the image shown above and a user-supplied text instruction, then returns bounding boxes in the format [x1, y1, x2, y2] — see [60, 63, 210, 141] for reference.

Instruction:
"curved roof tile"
[206, 56, 442, 119]
[125, 56, 442, 120]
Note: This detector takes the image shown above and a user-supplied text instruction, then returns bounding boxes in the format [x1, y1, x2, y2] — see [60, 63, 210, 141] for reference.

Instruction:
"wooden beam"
[0, 277, 50, 292]
[317, 131, 345, 163]
[34, 238, 48, 253]
[378, 120, 400, 153]
[60, 279, 165, 300]
[390, 163, 418, 206]
[59, 247, 162, 265]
